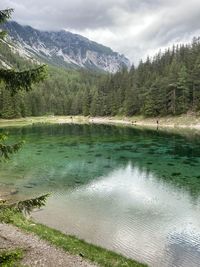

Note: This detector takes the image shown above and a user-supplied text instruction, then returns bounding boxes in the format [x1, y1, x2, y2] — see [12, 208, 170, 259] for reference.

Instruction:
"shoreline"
[0, 210, 146, 267]
[0, 114, 200, 131]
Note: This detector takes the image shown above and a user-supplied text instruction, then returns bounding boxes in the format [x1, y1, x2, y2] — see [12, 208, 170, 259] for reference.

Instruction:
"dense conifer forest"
[1, 37, 200, 118]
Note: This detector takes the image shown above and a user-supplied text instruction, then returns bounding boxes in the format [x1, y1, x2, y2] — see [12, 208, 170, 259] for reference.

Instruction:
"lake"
[1, 123, 200, 267]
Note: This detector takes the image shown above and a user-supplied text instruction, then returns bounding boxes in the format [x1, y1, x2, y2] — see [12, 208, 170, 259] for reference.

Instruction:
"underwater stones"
[86, 142, 92, 146]
[75, 180, 82, 184]
[147, 149, 156, 155]
[114, 148, 122, 152]
[182, 160, 191, 165]
[119, 156, 128, 160]
[141, 144, 151, 148]
[166, 149, 175, 155]
[95, 154, 102, 157]
[58, 165, 64, 168]
[10, 189, 19, 195]
[68, 143, 78, 147]
[15, 166, 25, 172]
[171, 172, 181, 177]
[189, 158, 199, 164]
[167, 163, 175, 166]
[151, 142, 160, 147]
[132, 149, 139, 153]
[63, 143, 69, 147]
[120, 145, 133, 150]
[173, 156, 181, 160]
[104, 165, 110, 169]
[4, 182, 14, 186]
[87, 150, 94, 154]
[182, 159, 197, 166]
[49, 181, 56, 186]
[28, 182, 37, 186]
[23, 185, 33, 189]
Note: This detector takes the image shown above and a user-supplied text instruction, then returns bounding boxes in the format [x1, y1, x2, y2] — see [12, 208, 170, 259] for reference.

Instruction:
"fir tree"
[0, 9, 49, 214]
[0, 9, 47, 160]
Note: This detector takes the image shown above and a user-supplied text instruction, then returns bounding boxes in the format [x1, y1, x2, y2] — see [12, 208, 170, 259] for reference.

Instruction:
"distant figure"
[156, 119, 159, 130]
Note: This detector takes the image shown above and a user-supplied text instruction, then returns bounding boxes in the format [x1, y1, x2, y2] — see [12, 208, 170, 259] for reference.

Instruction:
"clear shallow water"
[1, 124, 200, 266]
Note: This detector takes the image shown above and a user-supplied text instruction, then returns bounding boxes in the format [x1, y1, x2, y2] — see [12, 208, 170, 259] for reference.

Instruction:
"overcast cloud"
[1, 0, 200, 64]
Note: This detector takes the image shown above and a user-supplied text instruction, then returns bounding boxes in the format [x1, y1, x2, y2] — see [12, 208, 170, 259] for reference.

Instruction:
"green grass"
[0, 248, 24, 267]
[0, 208, 147, 267]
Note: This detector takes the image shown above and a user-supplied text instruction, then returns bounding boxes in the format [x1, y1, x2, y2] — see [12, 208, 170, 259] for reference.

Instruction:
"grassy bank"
[0, 208, 147, 267]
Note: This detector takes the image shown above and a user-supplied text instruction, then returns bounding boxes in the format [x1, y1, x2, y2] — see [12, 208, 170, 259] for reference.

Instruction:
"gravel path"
[0, 223, 97, 267]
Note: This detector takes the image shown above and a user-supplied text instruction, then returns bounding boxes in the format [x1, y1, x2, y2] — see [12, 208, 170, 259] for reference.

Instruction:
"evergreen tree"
[0, 9, 47, 160]
[191, 56, 200, 111]
[177, 65, 189, 113]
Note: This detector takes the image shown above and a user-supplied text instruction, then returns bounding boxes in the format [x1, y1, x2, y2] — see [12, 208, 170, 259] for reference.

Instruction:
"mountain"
[3, 21, 131, 73]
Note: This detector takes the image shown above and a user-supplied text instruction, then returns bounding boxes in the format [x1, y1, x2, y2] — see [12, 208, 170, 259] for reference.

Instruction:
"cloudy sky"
[1, 0, 200, 64]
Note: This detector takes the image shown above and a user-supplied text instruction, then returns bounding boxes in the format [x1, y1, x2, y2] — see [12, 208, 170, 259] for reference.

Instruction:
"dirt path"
[0, 223, 97, 267]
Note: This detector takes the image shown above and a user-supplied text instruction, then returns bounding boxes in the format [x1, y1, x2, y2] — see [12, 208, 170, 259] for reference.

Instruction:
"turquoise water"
[1, 123, 200, 267]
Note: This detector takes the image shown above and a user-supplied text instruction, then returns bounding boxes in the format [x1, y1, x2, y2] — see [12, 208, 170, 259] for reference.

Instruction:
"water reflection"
[33, 164, 200, 267]
[1, 123, 200, 266]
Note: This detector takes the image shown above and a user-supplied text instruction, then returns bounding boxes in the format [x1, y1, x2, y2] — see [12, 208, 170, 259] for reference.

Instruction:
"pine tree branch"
[0, 133, 8, 142]
[11, 194, 50, 215]
[0, 65, 48, 94]
[0, 194, 50, 216]
[0, 142, 24, 160]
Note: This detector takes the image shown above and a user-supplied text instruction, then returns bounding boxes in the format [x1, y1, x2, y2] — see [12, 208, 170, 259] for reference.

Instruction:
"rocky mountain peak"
[3, 21, 131, 73]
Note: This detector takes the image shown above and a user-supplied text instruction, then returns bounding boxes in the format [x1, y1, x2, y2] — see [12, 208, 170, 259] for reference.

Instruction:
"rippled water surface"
[1, 123, 200, 267]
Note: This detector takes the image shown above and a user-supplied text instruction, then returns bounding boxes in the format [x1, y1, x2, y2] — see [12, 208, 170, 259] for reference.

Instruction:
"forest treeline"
[1, 37, 200, 118]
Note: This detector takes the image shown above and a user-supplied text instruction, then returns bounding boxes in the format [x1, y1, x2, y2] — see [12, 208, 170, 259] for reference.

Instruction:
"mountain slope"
[3, 21, 130, 73]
